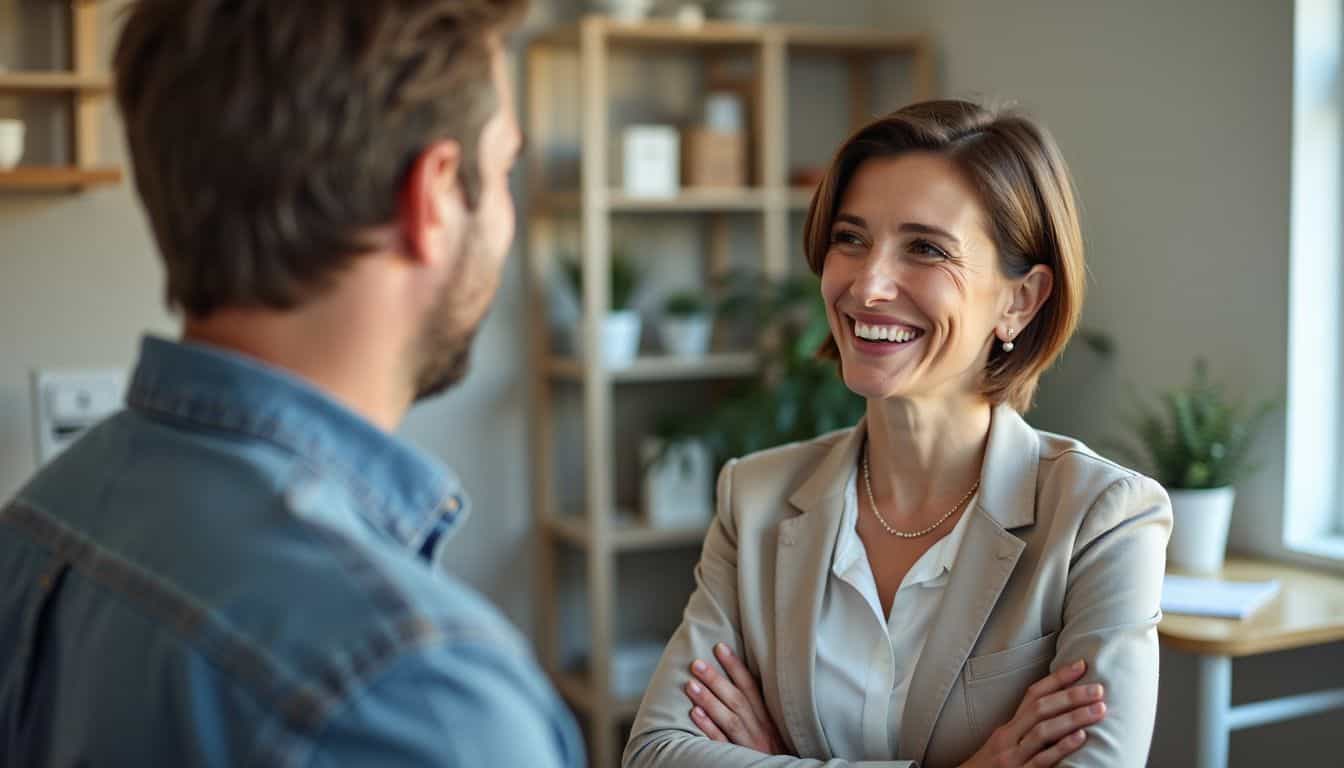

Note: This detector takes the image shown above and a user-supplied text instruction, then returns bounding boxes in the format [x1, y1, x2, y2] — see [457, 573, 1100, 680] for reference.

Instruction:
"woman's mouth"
[851, 319, 925, 345]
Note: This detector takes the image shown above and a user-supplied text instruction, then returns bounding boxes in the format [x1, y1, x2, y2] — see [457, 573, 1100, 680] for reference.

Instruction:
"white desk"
[1158, 558, 1344, 768]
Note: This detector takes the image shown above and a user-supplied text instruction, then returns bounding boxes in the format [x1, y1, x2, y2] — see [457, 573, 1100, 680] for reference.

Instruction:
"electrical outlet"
[30, 369, 127, 464]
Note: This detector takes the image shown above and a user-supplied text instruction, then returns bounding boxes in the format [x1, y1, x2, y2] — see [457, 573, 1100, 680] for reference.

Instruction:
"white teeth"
[854, 321, 920, 343]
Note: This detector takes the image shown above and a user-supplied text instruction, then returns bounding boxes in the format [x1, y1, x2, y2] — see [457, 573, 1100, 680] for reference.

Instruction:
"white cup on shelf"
[0, 119, 24, 170]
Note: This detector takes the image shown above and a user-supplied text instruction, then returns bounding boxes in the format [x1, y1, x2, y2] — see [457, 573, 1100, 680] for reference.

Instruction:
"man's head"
[114, 0, 525, 400]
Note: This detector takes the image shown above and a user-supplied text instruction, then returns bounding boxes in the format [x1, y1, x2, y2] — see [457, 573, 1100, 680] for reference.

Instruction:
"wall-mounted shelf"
[1, 2, 123, 194]
[0, 166, 122, 192]
[0, 71, 112, 92]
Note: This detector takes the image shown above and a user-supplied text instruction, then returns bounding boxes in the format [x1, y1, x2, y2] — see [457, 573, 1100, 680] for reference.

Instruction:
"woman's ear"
[1001, 264, 1054, 336]
[399, 139, 465, 267]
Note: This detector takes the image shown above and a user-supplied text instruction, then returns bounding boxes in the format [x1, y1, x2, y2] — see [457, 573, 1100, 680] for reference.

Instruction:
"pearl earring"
[1002, 329, 1015, 353]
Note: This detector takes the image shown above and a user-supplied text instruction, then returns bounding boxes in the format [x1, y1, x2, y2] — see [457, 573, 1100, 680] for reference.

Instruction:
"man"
[0, 1, 583, 766]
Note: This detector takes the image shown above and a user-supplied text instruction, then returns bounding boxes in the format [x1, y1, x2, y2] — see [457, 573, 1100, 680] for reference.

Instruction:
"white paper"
[1161, 575, 1281, 619]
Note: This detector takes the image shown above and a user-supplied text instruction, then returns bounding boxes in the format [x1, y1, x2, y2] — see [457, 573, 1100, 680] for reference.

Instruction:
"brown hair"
[802, 100, 1085, 412]
[114, 0, 526, 317]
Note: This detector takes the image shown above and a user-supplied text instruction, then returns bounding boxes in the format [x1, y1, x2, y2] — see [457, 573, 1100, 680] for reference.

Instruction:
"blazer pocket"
[965, 631, 1058, 682]
[964, 632, 1059, 737]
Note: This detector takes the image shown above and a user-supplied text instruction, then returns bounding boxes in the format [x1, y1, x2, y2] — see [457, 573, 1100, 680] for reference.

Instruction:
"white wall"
[872, 1, 1341, 765]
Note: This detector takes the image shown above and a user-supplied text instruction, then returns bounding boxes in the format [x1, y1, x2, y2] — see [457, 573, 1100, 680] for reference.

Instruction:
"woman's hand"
[960, 659, 1107, 768]
[682, 642, 791, 755]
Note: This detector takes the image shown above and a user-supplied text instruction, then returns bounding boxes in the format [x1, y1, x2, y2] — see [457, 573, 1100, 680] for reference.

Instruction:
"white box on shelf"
[622, 125, 680, 198]
[641, 438, 712, 528]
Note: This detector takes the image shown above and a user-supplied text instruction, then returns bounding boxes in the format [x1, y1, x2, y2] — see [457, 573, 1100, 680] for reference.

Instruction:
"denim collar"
[125, 335, 467, 553]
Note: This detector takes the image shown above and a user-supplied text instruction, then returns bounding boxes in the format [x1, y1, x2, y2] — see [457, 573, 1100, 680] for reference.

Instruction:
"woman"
[623, 100, 1170, 768]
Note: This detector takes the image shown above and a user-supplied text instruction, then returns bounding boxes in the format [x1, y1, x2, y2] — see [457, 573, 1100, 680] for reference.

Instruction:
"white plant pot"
[576, 310, 642, 369]
[1167, 486, 1235, 574]
[641, 438, 713, 529]
[659, 314, 713, 358]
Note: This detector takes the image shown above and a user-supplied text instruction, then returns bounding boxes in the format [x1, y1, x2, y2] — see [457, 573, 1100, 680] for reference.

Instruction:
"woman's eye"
[830, 230, 865, 247]
[910, 239, 949, 260]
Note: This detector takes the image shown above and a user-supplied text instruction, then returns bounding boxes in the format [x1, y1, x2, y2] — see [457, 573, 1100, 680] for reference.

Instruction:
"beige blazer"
[624, 405, 1171, 768]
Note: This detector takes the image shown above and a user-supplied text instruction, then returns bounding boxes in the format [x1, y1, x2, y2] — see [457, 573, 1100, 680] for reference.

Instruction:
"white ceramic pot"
[659, 314, 712, 358]
[641, 438, 713, 529]
[576, 310, 642, 369]
[0, 119, 24, 170]
[1166, 486, 1235, 574]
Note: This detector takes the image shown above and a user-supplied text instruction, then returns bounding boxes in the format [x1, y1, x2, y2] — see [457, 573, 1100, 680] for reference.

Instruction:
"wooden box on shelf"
[682, 128, 746, 188]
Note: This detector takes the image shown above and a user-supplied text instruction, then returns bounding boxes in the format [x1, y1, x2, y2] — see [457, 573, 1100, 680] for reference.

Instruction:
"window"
[1285, 0, 1344, 558]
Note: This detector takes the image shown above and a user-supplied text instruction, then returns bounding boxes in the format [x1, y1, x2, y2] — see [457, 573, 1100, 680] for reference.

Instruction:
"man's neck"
[183, 301, 413, 433]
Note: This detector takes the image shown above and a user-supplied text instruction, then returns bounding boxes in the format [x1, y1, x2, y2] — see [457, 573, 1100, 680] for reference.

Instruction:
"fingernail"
[1071, 730, 1086, 743]
[1072, 659, 1086, 671]
[693, 707, 705, 719]
[692, 660, 707, 673]
[716, 643, 732, 657]
[689, 682, 703, 694]
[1090, 685, 1104, 698]
[1090, 702, 1106, 716]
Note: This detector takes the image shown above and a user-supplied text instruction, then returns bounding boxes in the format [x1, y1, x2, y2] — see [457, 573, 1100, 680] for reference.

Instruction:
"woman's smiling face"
[821, 151, 1016, 405]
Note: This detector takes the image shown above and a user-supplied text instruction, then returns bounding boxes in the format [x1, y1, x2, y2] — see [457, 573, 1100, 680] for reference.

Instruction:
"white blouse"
[813, 466, 974, 760]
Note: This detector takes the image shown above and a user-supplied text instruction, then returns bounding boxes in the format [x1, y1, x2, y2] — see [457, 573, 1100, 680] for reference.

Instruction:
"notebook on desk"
[1161, 574, 1281, 619]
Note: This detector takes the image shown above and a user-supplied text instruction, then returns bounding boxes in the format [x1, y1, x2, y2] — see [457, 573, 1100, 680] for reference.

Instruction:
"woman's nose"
[849, 254, 900, 307]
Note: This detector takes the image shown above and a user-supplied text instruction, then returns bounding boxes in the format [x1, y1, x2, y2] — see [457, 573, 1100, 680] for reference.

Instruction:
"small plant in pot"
[659, 291, 713, 358]
[1110, 359, 1276, 574]
[562, 249, 643, 369]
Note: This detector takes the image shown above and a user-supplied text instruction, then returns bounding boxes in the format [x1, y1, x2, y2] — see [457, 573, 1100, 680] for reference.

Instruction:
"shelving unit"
[0, 0, 122, 193]
[524, 16, 932, 767]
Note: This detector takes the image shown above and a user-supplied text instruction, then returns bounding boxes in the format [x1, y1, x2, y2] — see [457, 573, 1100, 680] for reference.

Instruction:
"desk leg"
[1195, 654, 1231, 768]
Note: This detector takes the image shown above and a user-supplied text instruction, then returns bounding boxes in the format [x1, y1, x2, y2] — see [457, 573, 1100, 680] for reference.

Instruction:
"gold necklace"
[861, 445, 980, 538]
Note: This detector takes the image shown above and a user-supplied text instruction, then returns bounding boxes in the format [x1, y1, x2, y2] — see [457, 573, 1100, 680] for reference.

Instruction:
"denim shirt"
[0, 336, 584, 768]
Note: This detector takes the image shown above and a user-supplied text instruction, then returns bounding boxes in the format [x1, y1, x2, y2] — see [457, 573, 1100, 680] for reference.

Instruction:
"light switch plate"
[30, 368, 128, 465]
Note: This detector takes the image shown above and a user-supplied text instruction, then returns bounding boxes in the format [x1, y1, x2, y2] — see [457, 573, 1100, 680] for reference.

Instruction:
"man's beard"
[411, 223, 489, 403]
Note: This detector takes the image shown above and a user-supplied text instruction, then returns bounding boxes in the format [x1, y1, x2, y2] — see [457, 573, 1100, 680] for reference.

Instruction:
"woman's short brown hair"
[802, 100, 1085, 413]
[114, 0, 525, 317]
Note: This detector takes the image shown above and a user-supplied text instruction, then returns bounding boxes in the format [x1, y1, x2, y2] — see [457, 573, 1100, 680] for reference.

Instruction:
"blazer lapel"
[774, 423, 865, 759]
[899, 405, 1040, 763]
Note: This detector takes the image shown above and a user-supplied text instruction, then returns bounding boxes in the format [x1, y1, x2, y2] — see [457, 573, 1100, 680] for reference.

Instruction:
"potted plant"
[641, 411, 714, 529]
[562, 249, 643, 369]
[650, 271, 866, 470]
[659, 291, 713, 358]
[1110, 359, 1276, 574]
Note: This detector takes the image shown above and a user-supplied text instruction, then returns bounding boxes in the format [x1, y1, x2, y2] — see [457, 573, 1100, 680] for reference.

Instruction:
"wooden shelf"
[537, 187, 775, 213]
[555, 670, 645, 719]
[547, 514, 709, 552]
[0, 166, 123, 192]
[0, 71, 112, 92]
[534, 16, 767, 48]
[533, 16, 929, 54]
[547, 352, 757, 382]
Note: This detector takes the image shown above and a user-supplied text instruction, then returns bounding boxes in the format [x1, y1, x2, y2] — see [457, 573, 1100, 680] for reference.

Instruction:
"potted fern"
[1111, 359, 1276, 573]
[659, 290, 713, 358]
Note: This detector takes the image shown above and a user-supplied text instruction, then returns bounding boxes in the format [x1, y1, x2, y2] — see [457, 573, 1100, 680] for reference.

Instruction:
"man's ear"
[399, 139, 465, 266]
[1001, 264, 1054, 334]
